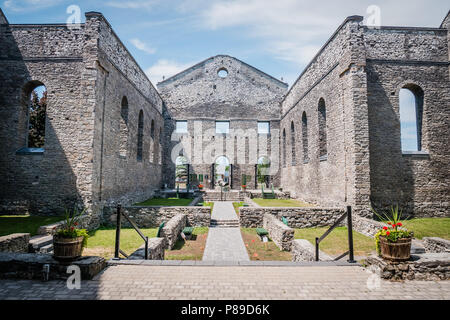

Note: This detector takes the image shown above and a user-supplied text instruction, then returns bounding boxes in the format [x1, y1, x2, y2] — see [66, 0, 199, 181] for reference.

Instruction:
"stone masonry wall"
[239, 207, 345, 228]
[365, 26, 450, 217]
[158, 55, 287, 190]
[279, 16, 371, 217]
[263, 214, 294, 251]
[0, 20, 95, 216]
[0, 234, 30, 253]
[102, 206, 211, 228]
[160, 214, 187, 249]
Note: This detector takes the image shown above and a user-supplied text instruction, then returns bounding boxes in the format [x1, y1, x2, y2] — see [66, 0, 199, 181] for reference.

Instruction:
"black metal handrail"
[315, 206, 356, 263]
[114, 204, 149, 260]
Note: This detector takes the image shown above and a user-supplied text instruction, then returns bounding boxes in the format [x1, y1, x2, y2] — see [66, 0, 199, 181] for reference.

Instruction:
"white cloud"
[145, 59, 193, 85]
[130, 38, 156, 54]
[105, 0, 157, 9]
[3, 0, 62, 11]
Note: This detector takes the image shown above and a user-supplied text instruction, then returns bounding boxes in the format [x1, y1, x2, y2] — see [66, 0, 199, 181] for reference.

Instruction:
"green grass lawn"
[252, 198, 313, 207]
[0, 215, 64, 237]
[233, 202, 244, 215]
[134, 197, 193, 206]
[84, 227, 158, 259]
[402, 218, 450, 240]
[203, 202, 214, 211]
[241, 228, 292, 261]
[294, 227, 376, 257]
[84, 226, 209, 260]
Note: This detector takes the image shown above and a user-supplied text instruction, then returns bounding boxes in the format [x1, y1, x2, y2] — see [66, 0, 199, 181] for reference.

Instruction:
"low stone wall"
[128, 238, 165, 260]
[0, 234, 30, 253]
[352, 216, 385, 238]
[102, 206, 211, 228]
[423, 237, 450, 253]
[0, 253, 106, 280]
[263, 214, 294, 251]
[291, 239, 333, 262]
[160, 214, 187, 249]
[37, 221, 65, 235]
[240, 207, 344, 228]
[365, 253, 450, 281]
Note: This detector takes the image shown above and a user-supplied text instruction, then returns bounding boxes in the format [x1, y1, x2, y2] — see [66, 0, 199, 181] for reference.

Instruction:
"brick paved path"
[0, 265, 449, 300]
[202, 202, 249, 261]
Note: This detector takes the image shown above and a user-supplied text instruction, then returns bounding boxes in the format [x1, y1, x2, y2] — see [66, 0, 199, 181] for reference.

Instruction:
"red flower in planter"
[397, 222, 402, 227]
[386, 231, 390, 236]
[383, 226, 388, 230]
[251, 239, 255, 243]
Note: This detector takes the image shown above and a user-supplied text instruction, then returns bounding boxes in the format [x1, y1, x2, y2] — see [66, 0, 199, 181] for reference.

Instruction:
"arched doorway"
[215, 156, 230, 187]
[257, 156, 271, 188]
[175, 156, 189, 189]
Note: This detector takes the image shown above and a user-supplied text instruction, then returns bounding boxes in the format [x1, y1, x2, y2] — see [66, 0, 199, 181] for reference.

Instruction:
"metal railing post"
[315, 237, 319, 262]
[347, 206, 356, 263]
[145, 236, 149, 260]
[114, 204, 122, 260]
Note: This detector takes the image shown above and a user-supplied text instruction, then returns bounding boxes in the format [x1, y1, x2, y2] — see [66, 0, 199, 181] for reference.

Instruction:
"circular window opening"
[218, 68, 228, 78]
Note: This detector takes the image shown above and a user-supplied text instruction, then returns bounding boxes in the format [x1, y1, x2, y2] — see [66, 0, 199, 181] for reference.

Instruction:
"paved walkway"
[210, 201, 239, 220]
[202, 202, 249, 261]
[0, 265, 449, 300]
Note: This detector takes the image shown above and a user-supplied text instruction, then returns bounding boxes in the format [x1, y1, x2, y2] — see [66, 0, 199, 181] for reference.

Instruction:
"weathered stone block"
[160, 214, 187, 249]
[423, 237, 450, 253]
[128, 238, 165, 260]
[0, 233, 30, 253]
[291, 239, 332, 262]
[263, 214, 294, 251]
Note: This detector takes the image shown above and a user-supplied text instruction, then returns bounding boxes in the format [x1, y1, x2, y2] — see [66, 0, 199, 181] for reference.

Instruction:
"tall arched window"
[282, 128, 286, 168]
[150, 119, 155, 162]
[302, 112, 309, 163]
[119, 97, 129, 158]
[137, 110, 144, 161]
[159, 127, 163, 165]
[318, 98, 327, 159]
[290, 121, 296, 166]
[23, 81, 47, 149]
[399, 84, 424, 152]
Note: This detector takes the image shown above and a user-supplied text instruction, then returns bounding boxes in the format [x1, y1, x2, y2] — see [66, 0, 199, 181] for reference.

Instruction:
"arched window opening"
[137, 110, 144, 161]
[302, 112, 309, 163]
[23, 82, 47, 149]
[150, 119, 155, 162]
[290, 122, 296, 166]
[257, 156, 271, 188]
[318, 98, 327, 159]
[119, 97, 129, 158]
[282, 129, 286, 168]
[175, 156, 189, 189]
[159, 127, 163, 165]
[215, 156, 230, 187]
[400, 84, 424, 152]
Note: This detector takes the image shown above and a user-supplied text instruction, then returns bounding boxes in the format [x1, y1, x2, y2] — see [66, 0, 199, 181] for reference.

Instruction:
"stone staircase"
[203, 191, 246, 202]
[29, 234, 54, 254]
[210, 219, 240, 228]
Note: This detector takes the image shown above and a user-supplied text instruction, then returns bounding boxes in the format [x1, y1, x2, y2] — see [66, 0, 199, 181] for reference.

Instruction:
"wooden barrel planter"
[53, 236, 84, 261]
[379, 236, 412, 262]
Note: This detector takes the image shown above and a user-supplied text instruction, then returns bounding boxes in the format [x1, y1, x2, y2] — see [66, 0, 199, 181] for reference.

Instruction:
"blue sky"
[2, 1, 447, 151]
[2, 0, 448, 86]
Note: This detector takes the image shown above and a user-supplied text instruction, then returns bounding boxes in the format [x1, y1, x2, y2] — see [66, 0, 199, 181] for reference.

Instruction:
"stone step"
[28, 235, 53, 253]
[39, 243, 54, 254]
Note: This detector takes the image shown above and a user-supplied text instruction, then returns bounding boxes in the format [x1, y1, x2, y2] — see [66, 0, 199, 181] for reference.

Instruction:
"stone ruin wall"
[364, 24, 450, 218]
[280, 16, 371, 218]
[158, 55, 287, 190]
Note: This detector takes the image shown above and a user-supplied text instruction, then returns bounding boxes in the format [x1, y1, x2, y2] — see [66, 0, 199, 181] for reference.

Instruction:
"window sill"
[16, 147, 44, 155]
[319, 155, 328, 162]
[402, 151, 430, 159]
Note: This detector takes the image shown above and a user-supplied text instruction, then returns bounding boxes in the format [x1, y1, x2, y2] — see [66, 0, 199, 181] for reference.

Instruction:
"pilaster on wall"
[80, 12, 103, 229]
[440, 10, 450, 78]
[338, 16, 371, 217]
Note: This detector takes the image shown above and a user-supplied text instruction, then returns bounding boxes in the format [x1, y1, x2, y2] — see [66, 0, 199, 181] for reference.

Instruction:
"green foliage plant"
[55, 207, 89, 248]
[371, 205, 413, 256]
